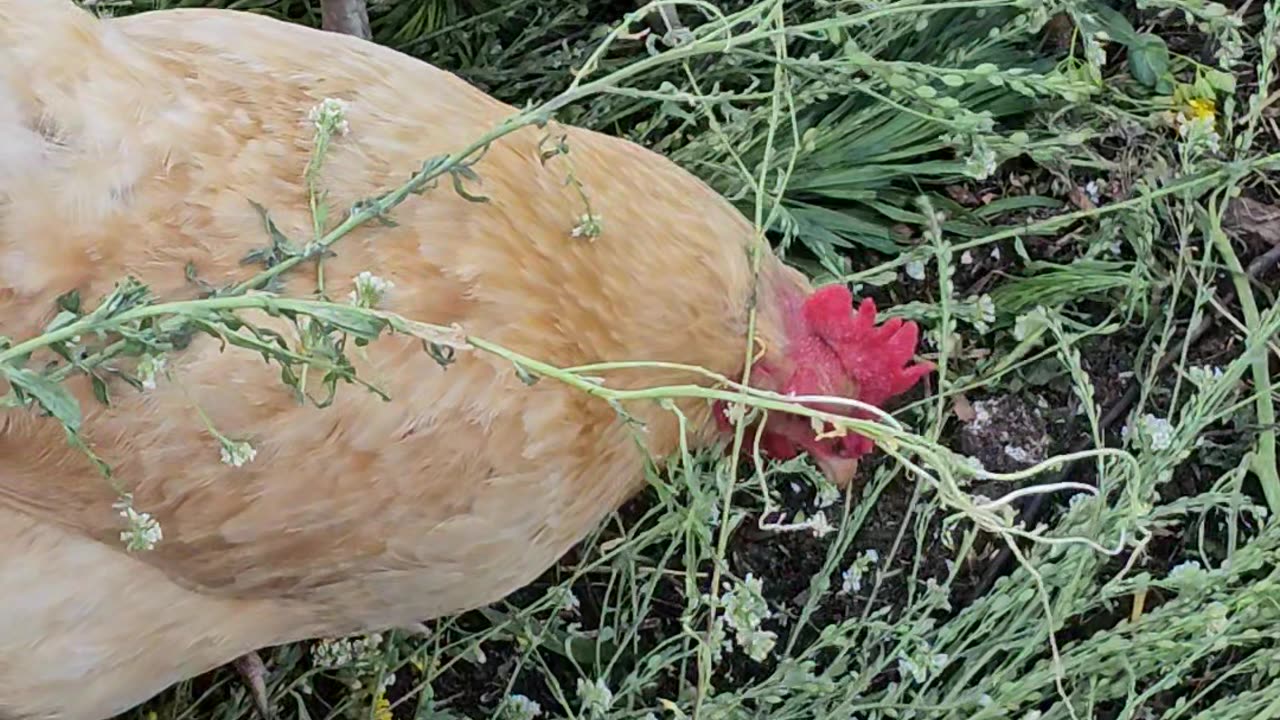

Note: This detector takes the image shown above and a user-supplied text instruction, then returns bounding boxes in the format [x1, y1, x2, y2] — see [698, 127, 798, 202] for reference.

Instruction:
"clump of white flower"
[1177, 113, 1221, 157]
[968, 293, 997, 333]
[576, 677, 614, 717]
[963, 136, 998, 180]
[308, 97, 351, 136]
[114, 494, 163, 552]
[721, 573, 777, 661]
[312, 633, 384, 669]
[1122, 414, 1175, 452]
[1084, 178, 1102, 205]
[1187, 365, 1225, 388]
[840, 548, 880, 594]
[571, 213, 603, 239]
[349, 271, 395, 309]
[137, 353, 167, 391]
[500, 694, 543, 720]
[219, 438, 258, 468]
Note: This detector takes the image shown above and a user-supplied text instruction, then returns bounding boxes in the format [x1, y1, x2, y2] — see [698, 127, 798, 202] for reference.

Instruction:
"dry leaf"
[1068, 187, 1096, 211]
[1224, 196, 1280, 246]
[953, 393, 976, 422]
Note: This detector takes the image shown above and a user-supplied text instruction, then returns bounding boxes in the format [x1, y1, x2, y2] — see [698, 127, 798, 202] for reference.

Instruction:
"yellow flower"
[373, 694, 392, 720]
[1186, 97, 1216, 121]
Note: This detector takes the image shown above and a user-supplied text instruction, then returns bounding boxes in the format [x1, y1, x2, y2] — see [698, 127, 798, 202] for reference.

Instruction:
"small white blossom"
[1177, 113, 1221, 156]
[1084, 179, 1102, 205]
[547, 586, 580, 615]
[964, 137, 998, 180]
[309, 97, 350, 136]
[840, 548, 880, 594]
[960, 250, 974, 265]
[571, 213, 603, 239]
[501, 694, 543, 720]
[802, 510, 835, 537]
[971, 294, 997, 333]
[722, 574, 777, 661]
[312, 633, 384, 668]
[114, 495, 163, 552]
[904, 259, 927, 281]
[1122, 414, 1175, 452]
[1167, 559, 1211, 592]
[577, 677, 614, 717]
[1187, 365, 1225, 387]
[813, 475, 841, 509]
[220, 439, 258, 468]
[137, 353, 167, 391]
[349, 271, 395, 309]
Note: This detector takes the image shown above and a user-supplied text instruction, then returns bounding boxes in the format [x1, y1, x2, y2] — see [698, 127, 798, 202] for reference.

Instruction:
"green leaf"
[1084, 3, 1141, 45]
[300, 306, 389, 341]
[91, 374, 110, 406]
[1128, 33, 1171, 89]
[56, 289, 82, 314]
[4, 367, 82, 431]
[45, 310, 80, 335]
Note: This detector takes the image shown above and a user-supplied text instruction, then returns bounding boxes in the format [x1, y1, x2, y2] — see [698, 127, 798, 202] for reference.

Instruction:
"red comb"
[802, 285, 934, 409]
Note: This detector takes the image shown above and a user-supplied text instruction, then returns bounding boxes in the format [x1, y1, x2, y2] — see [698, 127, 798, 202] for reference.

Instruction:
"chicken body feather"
[0, 3, 818, 718]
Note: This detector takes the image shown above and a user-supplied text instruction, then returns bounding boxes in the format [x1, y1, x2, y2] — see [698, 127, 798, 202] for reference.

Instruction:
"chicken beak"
[815, 454, 859, 489]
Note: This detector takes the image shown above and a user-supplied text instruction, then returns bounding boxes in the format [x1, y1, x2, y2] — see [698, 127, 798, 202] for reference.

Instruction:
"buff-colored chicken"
[0, 3, 931, 719]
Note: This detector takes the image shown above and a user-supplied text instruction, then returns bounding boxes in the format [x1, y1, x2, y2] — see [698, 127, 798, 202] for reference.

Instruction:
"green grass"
[30, 0, 1280, 718]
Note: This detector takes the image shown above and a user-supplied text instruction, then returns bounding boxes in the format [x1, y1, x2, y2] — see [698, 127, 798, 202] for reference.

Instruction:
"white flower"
[547, 586, 580, 615]
[1167, 559, 1211, 592]
[803, 510, 835, 538]
[571, 213, 603, 239]
[840, 548, 880, 594]
[963, 136, 998, 180]
[1187, 365, 1225, 387]
[114, 496, 163, 552]
[1123, 414, 1175, 452]
[813, 475, 841, 509]
[905, 259, 927, 281]
[137, 353, 167, 391]
[312, 633, 384, 668]
[349, 271, 395, 309]
[220, 439, 258, 468]
[308, 97, 351, 136]
[577, 677, 614, 717]
[501, 694, 543, 720]
[1084, 179, 1102, 205]
[721, 574, 777, 661]
[971, 294, 996, 333]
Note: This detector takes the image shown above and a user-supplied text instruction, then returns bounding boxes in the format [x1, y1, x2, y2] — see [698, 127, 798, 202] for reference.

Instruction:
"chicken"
[0, 2, 932, 719]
